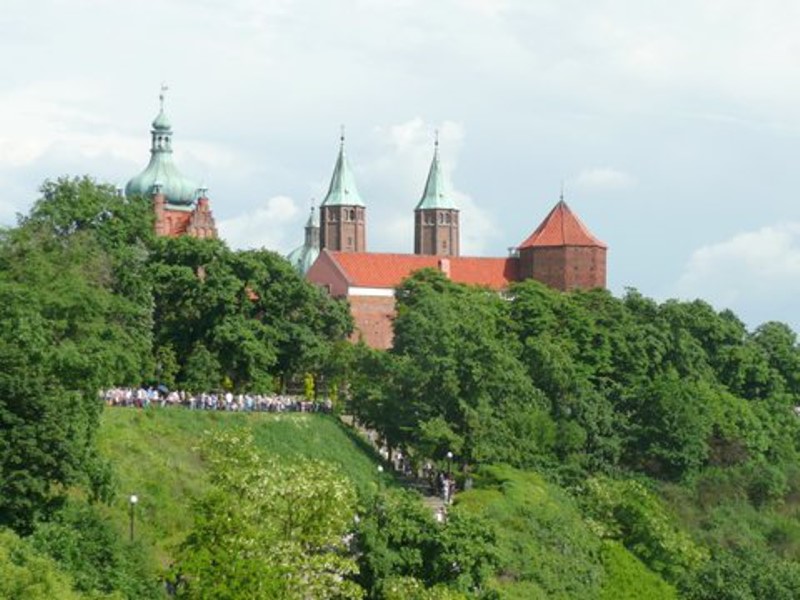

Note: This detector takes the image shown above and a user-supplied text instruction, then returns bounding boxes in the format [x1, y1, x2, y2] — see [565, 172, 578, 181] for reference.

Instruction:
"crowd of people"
[102, 387, 332, 413]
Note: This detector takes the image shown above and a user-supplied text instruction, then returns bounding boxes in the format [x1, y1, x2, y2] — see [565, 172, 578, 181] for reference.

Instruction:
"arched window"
[350, 209, 356, 221]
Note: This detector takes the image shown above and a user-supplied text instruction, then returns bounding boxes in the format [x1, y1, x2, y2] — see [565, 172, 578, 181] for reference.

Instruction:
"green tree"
[0, 226, 148, 532]
[31, 501, 160, 599]
[387, 270, 553, 470]
[0, 528, 88, 600]
[174, 430, 363, 599]
[150, 238, 351, 391]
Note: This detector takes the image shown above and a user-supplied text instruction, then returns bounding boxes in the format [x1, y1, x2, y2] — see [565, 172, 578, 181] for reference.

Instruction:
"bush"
[0, 528, 87, 600]
[30, 501, 161, 599]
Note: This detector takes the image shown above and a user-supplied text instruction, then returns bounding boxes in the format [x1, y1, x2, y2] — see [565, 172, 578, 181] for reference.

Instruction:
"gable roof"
[518, 200, 607, 249]
[325, 251, 518, 290]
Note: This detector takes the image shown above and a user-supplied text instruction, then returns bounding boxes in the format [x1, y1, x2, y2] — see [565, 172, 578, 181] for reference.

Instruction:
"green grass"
[96, 407, 387, 565]
[456, 465, 677, 599]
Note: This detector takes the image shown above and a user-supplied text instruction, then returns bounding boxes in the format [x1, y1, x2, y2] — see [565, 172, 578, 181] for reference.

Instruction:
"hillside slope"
[96, 407, 385, 565]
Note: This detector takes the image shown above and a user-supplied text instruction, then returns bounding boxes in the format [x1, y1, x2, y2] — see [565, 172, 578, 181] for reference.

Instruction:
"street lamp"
[446, 451, 453, 477]
[129, 494, 138, 542]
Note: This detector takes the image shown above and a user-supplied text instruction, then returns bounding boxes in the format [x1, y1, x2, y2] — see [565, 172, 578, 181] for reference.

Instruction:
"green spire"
[415, 134, 457, 210]
[321, 129, 365, 207]
[287, 203, 320, 275]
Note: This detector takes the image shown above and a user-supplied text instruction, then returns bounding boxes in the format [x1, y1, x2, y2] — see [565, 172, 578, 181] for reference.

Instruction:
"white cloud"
[571, 167, 636, 192]
[218, 195, 299, 251]
[367, 117, 498, 255]
[673, 223, 800, 328]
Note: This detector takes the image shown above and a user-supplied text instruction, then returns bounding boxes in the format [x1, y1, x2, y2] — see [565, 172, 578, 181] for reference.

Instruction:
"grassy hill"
[95, 408, 678, 598]
[96, 407, 386, 565]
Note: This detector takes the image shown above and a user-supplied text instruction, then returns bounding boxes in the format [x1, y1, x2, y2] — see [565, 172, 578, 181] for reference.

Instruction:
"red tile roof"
[518, 200, 606, 249]
[328, 251, 519, 290]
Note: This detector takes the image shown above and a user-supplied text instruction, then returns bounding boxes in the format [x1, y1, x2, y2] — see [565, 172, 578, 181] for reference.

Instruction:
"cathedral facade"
[290, 135, 608, 349]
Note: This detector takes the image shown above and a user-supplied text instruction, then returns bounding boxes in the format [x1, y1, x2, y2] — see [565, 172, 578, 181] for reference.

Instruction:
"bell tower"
[319, 131, 366, 253]
[414, 135, 459, 256]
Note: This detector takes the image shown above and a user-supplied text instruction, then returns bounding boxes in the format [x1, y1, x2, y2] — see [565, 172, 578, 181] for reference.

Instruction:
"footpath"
[341, 415, 450, 521]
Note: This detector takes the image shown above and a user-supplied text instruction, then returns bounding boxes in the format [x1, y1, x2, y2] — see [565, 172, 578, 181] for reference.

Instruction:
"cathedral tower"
[414, 137, 459, 256]
[126, 87, 217, 238]
[319, 133, 366, 252]
[517, 198, 606, 291]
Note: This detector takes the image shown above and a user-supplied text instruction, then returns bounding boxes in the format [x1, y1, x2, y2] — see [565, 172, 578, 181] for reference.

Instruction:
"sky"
[2, 0, 800, 332]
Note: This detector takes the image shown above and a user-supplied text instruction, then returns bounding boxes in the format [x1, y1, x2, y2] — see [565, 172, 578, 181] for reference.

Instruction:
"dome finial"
[560, 179, 565, 203]
[339, 124, 345, 148]
[159, 82, 169, 111]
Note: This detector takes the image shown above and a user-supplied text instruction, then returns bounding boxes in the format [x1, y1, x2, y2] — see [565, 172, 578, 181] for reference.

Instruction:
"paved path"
[341, 415, 449, 520]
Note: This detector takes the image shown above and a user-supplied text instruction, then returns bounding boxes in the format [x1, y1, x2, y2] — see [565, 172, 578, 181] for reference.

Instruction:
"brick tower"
[517, 199, 606, 291]
[414, 137, 459, 256]
[126, 86, 217, 239]
[319, 133, 366, 252]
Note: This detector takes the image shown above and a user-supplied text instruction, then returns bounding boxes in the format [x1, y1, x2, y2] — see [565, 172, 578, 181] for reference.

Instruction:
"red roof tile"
[328, 251, 518, 290]
[518, 200, 606, 249]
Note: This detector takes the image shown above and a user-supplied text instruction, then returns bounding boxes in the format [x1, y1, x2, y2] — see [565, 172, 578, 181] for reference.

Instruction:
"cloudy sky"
[2, 0, 800, 332]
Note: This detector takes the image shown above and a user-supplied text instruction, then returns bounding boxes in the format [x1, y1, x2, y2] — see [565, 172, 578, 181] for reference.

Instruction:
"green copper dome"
[287, 244, 320, 274]
[416, 140, 457, 211]
[151, 108, 171, 131]
[287, 206, 320, 274]
[320, 135, 365, 207]
[125, 90, 199, 206]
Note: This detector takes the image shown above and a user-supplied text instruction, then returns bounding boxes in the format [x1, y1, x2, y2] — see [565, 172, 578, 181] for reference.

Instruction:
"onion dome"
[125, 88, 200, 206]
[287, 205, 321, 274]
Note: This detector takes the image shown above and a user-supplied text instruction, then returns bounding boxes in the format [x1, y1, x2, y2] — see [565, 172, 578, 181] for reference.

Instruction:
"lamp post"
[446, 451, 453, 477]
[129, 494, 138, 542]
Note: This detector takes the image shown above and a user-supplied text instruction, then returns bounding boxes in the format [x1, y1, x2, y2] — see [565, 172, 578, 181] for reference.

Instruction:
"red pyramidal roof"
[518, 200, 606, 249]
[328, 251, 518, 290]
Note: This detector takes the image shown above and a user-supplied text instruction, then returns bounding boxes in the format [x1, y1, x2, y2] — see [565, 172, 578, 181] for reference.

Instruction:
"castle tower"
[319, 132, 366, 252]
[517, 199, 606, 291]
[287, 205, 321, 274]
[414, 137, 459, 256]
[126, 86, 217, 238]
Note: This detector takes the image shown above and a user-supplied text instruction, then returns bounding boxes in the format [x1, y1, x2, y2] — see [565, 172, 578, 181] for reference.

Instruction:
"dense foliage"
[6, 175, 800, 598]
[173, 429, 363, 599]
[349, 270, 800, 597]
[0, 177, 354, 598]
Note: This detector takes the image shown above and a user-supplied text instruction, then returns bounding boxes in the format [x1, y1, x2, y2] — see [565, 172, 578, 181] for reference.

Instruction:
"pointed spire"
[415, 135, 457, 210]
[320, 129, 365, 207]
[306, 201, 320, 229]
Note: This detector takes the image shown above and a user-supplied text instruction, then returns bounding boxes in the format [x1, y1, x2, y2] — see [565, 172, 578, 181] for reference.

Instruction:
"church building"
[126, 89, 218, 239]
[293, 135, 608, 349]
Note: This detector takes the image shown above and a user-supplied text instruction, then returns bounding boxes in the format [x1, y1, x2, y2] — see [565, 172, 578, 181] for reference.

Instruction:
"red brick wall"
[306, 251, 350, 297]
[519, 245, 606, 291]
[153, 195, 218, 239]
[414, 209, 459, 256]
[564, 246, 606, 290]
[320, 206, 366, 252]
[348, 295, 396, 350]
